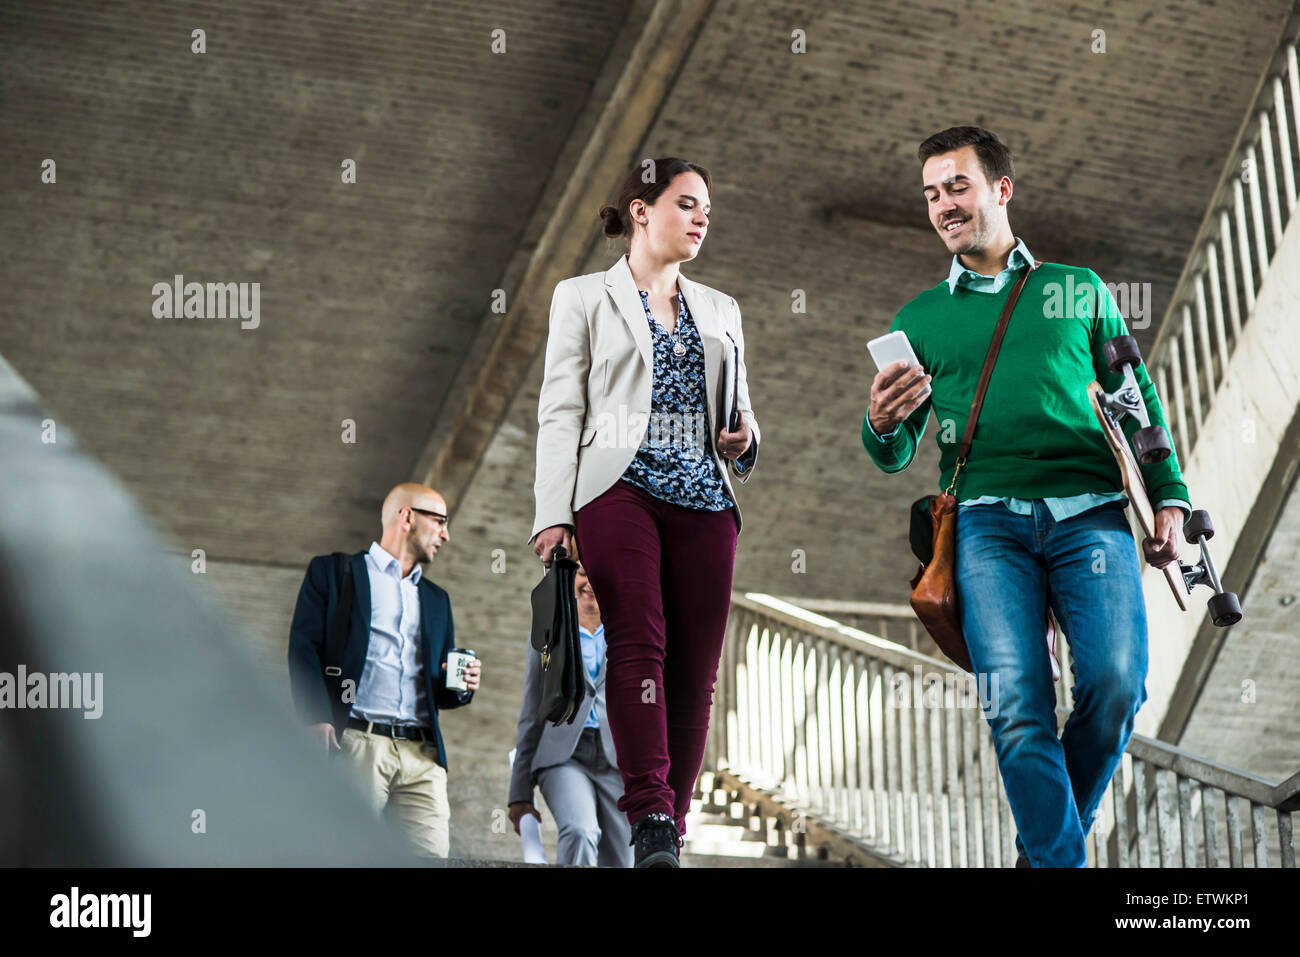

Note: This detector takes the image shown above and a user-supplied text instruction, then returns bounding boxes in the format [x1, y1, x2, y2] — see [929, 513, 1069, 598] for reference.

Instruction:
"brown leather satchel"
[908, 263, 1038, 673]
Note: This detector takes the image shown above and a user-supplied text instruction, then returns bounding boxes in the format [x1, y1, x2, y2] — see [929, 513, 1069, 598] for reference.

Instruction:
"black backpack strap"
[324, 552, 354, 678]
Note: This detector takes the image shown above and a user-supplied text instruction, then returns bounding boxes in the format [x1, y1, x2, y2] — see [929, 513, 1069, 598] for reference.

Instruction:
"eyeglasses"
[410, 507, 449, 530]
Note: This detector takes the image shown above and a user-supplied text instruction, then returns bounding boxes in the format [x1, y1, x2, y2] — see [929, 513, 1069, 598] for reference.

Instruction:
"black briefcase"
[529, 545, 586, 725]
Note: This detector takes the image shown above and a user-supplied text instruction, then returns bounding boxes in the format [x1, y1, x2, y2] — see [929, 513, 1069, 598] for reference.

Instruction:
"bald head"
[379, 482, 451, 568]
[381, 482, 446, 530]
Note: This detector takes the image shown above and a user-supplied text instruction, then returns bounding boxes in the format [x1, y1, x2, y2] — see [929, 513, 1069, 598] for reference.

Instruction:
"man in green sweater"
[863, 126, 1189, 867]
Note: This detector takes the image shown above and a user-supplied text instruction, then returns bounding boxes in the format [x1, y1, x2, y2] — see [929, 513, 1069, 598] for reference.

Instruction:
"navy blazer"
[287, 551, 472, 771]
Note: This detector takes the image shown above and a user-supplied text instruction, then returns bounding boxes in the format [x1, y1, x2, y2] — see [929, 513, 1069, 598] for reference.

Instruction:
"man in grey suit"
[508, 563, 631, 867]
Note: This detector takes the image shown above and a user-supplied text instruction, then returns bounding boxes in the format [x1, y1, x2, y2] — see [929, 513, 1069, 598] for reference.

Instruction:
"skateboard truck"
[1100, 336, 1174, 465]
[1180, 510, 1243, 626]
[1091, 335, 1243, 628]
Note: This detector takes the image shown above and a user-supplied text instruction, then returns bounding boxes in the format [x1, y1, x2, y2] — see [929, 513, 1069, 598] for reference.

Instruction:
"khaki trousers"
[339, 726, 450, 859]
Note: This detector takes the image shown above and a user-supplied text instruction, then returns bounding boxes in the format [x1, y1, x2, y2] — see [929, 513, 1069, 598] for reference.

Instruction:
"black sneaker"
[630, 812, 681, 868]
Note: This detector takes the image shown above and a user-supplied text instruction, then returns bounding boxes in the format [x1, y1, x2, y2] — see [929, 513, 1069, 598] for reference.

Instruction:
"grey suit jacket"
[508, 633, 617, 806]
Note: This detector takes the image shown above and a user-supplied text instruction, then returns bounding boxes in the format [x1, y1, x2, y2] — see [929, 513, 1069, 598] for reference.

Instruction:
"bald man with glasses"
[288, 482, 482, 858]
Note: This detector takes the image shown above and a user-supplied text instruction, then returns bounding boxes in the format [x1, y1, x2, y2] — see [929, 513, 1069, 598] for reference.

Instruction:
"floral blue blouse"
[618, 289, 735, 511]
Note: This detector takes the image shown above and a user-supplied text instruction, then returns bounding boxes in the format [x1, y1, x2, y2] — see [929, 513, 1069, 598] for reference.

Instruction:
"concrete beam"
[411, 0, 715, 514]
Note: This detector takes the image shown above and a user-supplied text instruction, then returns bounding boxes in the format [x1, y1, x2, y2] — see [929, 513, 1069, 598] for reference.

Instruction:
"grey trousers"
[537, 726, 633, 867]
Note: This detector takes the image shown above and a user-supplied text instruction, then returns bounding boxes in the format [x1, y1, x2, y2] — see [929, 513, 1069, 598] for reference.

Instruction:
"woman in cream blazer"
[530, 158, 759, 867]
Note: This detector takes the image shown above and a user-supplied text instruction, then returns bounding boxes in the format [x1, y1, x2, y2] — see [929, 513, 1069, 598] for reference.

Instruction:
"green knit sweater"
[862, 263, 1190, 505]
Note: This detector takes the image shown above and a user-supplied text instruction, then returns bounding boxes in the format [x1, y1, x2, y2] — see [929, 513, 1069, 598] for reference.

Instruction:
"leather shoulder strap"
[956, 260, 1040, 461]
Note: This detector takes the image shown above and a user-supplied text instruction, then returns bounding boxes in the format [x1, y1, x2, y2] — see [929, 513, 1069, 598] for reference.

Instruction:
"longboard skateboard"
[1087, 336, 1242, 626]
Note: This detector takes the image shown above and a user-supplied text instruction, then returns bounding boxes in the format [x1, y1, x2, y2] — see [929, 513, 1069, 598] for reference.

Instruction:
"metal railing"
[706, 594, 1297, 866]
[1148, 14, 1300, 454]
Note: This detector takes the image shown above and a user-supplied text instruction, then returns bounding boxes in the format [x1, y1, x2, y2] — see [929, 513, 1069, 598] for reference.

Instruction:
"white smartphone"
[867, 330, 930, 396]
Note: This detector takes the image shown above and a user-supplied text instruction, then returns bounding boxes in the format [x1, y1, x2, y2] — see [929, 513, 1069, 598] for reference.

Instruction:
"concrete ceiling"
[0, 0, 633, 564]
[2, 0, 1296, 854]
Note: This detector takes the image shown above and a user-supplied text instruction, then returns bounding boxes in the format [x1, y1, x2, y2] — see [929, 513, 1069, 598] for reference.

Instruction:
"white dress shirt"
[350, 541, 431, 728]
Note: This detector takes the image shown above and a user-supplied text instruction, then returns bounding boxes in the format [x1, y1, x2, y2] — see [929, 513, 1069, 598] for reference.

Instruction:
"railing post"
[1094, 781, 1111, 869]
[998, 770, 1015, 868]
[928, 692, 943, 866]
[909, 665, 926, 864]
[944, 692, 961, 867]
[839, 646, 857, 834]
[1279, 810, 1295, 868]
[817, 638, 833, 819]
[1179, 776, 1199, 868]
[1252, 803, 1270, 868]
[857, 652, 875, 841]
[1216, 210, 1244, 339]
[1233, 179, 1257, 312]
[1226, 793, 1244, 868]
[1204, 242, 1232, 371]
[1273, 75, 1297, 212]
[1193, 276, 1218, 396]
[962, 707, 979, 867]
[979, 727, 997, 867]
[1289, 44, 1300, 203]
[1258, 111, 1284, 247]
[828, 642, 846, 827]
[1156, 768, 1180, 867]
[1246, 142, 1271, 273]
[1167, 343, 1190, 455]
[1132, 759, 1152, 867]
[1181, 307, 1204, 437]
[1200, 786, 1220, 868]
[871, 657, 890, 850]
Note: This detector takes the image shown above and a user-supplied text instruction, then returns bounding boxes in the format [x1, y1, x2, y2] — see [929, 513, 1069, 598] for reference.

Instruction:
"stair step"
[678, 851, 840, 868]
[688, 823, 769, 845]
[688, 810, 756, 828]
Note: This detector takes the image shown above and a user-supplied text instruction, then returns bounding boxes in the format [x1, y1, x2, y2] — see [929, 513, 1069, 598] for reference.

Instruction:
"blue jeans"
[956, 500, 1149, 867]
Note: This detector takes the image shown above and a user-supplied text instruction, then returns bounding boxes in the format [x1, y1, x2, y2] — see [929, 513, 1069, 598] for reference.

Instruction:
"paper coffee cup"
[445, 648, 476, 692]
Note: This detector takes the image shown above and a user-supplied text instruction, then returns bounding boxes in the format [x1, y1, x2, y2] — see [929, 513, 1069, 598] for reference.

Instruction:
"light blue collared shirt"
[871, 239, 1190, 521]
[580, 623, 605, 731]
[945, 236, 1037, 295]
[351, 541, 432, 728]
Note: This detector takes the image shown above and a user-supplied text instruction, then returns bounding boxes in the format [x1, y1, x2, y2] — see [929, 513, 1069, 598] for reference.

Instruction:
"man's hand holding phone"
[869, 360, 932, 435]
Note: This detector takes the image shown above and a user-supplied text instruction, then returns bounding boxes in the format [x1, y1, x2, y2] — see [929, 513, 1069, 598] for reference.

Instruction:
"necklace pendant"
[673, 341, 687, 358]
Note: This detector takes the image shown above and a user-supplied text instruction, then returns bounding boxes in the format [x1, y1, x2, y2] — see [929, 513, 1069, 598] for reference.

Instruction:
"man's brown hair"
[918, 126, 1015, 186]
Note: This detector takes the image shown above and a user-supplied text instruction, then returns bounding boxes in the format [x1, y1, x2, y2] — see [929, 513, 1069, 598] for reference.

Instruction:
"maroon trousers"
[574, 480, 738, 835]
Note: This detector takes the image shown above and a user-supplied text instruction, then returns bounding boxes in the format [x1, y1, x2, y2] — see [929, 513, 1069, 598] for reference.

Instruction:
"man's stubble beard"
[953, 197, 1002, 258]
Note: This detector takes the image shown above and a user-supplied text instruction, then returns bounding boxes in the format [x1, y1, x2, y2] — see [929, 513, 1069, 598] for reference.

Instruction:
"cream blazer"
[530, 254, 760, 544]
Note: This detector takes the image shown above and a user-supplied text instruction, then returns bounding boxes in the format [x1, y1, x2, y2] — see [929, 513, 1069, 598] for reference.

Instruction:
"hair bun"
[598, 204, 625, 238]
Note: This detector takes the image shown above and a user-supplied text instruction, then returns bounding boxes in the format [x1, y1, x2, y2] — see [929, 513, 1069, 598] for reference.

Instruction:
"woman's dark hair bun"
[598, 204, 626, 239]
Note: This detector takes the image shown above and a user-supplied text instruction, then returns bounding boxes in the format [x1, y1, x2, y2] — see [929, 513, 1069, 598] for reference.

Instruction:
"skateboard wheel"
[1103, 335, 1142, 374]
[1133, 425, 1172, 465]
[1183, 508, 1214, 542]
[1207, 591, 1242, 627]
